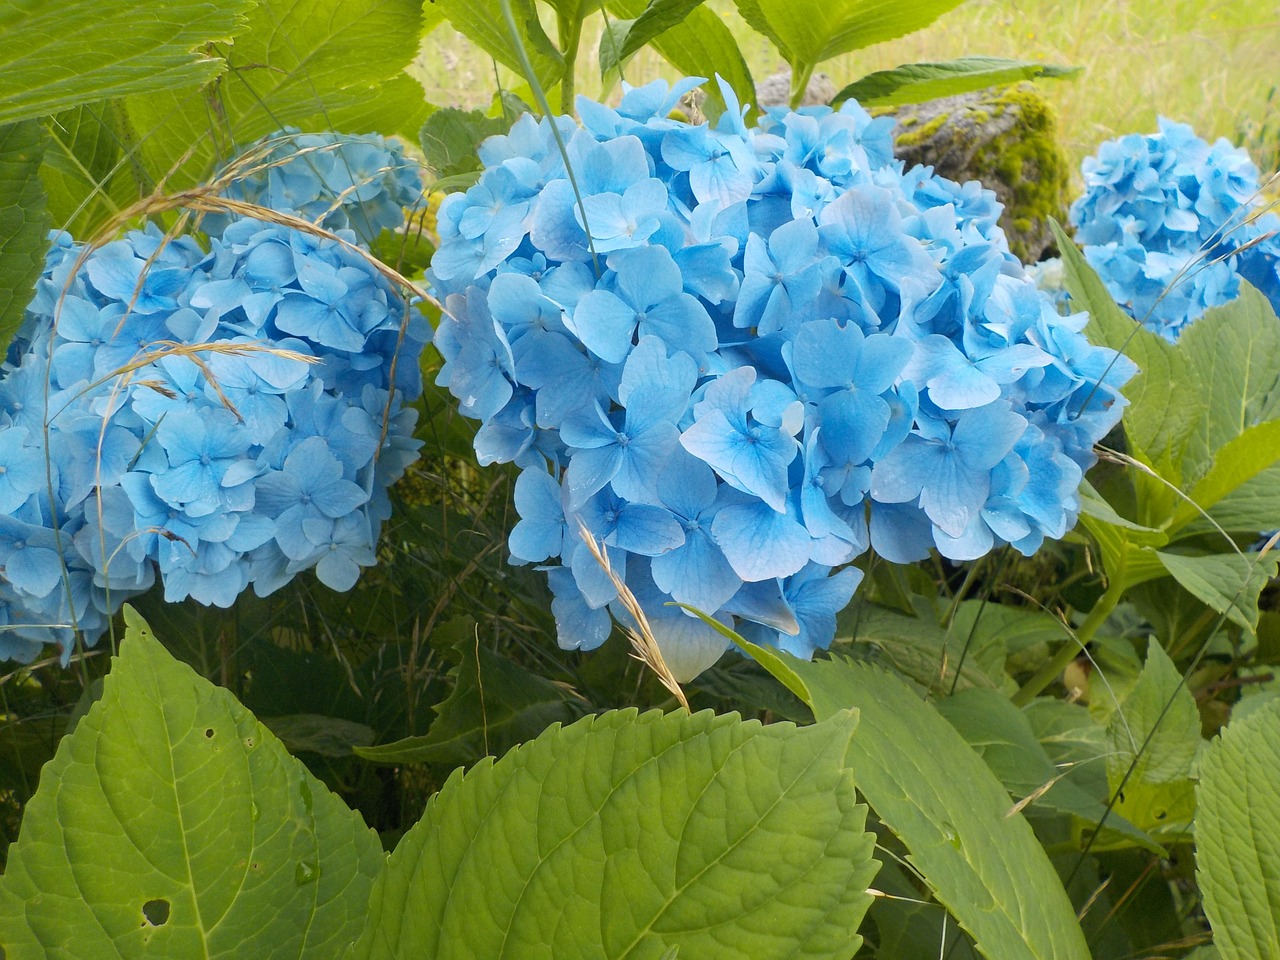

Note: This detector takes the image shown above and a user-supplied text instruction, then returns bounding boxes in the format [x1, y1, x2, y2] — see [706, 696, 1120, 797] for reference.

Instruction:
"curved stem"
[1012, 574, 1126, 707]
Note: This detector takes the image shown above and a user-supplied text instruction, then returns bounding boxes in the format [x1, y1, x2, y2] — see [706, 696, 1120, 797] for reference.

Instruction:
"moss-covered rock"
[891, 83, 1071, 262]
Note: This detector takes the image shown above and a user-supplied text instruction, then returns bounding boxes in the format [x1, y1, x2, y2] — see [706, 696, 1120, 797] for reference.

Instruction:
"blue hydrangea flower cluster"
[1070, 118, 1280, 340]
[0, 137, 427, 663]
[200, 128, 424, 246]
[430, 78, 1134, 680]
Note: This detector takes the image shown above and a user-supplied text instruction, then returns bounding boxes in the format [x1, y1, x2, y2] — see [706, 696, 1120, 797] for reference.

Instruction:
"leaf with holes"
[352, 708, 877, 960]
[0, 607, 384, 959]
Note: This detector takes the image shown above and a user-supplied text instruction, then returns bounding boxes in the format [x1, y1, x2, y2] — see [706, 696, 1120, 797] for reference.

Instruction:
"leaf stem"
[1011, 574, 1126, 706]
[557, 11, 582, 115]
[788, 61, 816, 110]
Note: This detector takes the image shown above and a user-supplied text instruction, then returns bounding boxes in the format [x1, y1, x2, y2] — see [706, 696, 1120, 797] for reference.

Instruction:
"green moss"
[966, 83, 1070, 261]
[891, 83, 1070, 260]
[895, 112, 948, 149]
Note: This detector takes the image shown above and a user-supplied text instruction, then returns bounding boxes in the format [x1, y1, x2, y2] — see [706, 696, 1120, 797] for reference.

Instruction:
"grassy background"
[413, 0, 1280, 184]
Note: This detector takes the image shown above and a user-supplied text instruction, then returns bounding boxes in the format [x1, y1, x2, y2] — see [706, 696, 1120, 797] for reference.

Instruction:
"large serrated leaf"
[352, 708, 877, 960]
[1205, 462, 1280, 533]
[0, 120, 50, 357]
[125, 0, 430, 188]
[732, 0, 965, 81]
[0, 607, 384, 960]
[740, 640, 1091, 960]
[833, 57, 1080, 108]
[0, 0, 256, 126]
[1156, 550, 1279, 632]
[1178, 282, 1280, 486]
[1197, 698, 1280, 960]
[1171, 419, 1280, 533]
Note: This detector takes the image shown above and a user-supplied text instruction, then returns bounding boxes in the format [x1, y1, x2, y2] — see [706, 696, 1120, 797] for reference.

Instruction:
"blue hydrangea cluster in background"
[430, 78, 1135, 681]
[1070, 118, 1280, 340]
[0, 133, 427, 663]
[200, 128, 424, 246]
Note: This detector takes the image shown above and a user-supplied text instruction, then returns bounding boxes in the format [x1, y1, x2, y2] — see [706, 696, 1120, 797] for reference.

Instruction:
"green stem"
[1011, 574, 1126, 707]
[557, 12, 582, 115]
[788, 60, 815, 111]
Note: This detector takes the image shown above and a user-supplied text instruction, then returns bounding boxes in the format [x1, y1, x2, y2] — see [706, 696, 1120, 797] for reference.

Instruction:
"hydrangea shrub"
[1070, 118, 1280, 340]
[0, 134, 428, 663]
[431, 78, 1134, 680]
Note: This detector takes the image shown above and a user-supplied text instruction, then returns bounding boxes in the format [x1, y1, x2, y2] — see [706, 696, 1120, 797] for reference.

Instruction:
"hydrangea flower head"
[201, 128, 425, 246]
[431, 78, 1133, 680]
[0, 133, 428, 664]
[1070, 118, 1280, 340]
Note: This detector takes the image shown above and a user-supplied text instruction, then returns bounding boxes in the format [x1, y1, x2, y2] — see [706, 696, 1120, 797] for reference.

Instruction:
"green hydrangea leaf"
[39, 102, 144, 237]
[0, 607, 384, 960]
[938, 689, 1161, 854]
[1171, 419, 1280, 533]
[427, 0, 563, 91]
[833, 57, 1080, 108]
[0, 120, 50, 358]
[0, 0, 256, 126]
[598, 0, 709, 77]
[1198, 463, 1280, 535]
[1197, 698, 1280, 960]
[419, 107, 513, 181]
[731, 0, 965, 88]
[1155, 550, 1279, 632]
[125, 0, 430, 189]
[738, 640, 1092, 960]
[1177, 282, 1280, 487]
[1103, 640, 1199, 835]
[352, 708, 876, 960]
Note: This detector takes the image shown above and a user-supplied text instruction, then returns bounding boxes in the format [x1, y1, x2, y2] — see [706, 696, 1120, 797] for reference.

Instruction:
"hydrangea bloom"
[0, 136, 427, 663]
[431, 78, 1134, 680]
[201, 128, 424, 246]
[1070, 118, 1280, 340]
